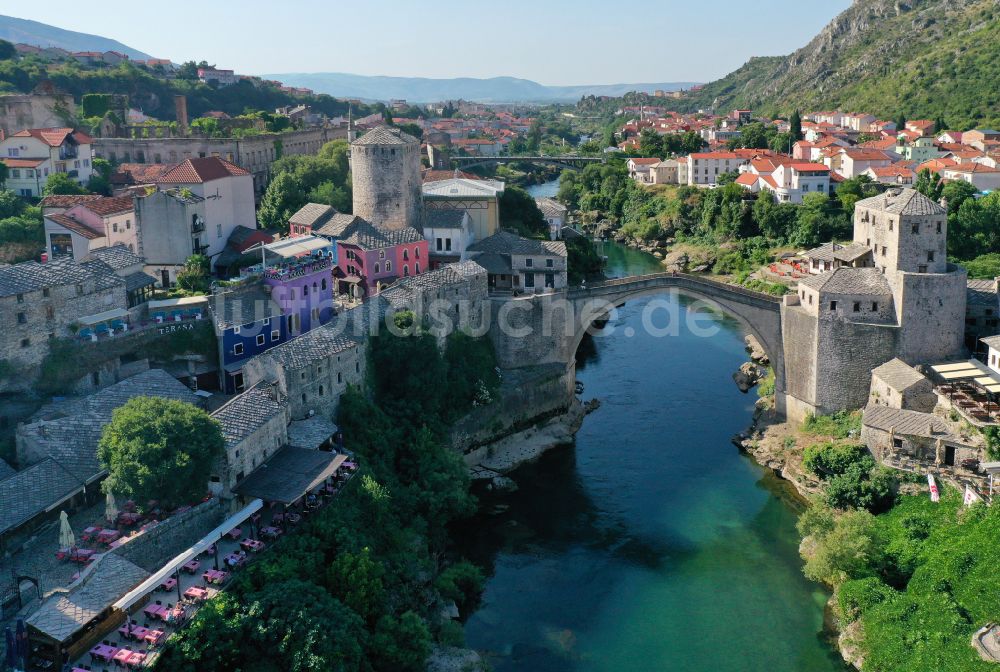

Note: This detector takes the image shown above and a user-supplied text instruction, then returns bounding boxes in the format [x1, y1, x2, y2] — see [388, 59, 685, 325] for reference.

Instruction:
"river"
[458, 182, 846, 671]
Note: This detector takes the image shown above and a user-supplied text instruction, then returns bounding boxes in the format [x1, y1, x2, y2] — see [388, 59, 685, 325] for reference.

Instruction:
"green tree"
[175, 61, 199, 79]
[0, 189, 25, 219]
[0, 162, 7, 189]
[933, 115, 947, 134]
[914, 168, 943, 201]
[257, 172, 302, 231]
[87, 157, 114, 195]
[803, 509, 882, 585]
[176, 254, 211, 293]
[325, 548, 386, 624]
[370, 612, 431, 672]
[97, 396, 224, 509]
[499, 185, 548, 238]
[964, 253, 1000, 280]
[790, 109, 803, 141]
[895, 114, 907, 132]
[43, 172, 89, 196]
[0, 40, 14, 61]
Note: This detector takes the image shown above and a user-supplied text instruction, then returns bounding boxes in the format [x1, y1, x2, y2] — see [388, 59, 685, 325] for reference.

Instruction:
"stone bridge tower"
[350, 125, 422, 230]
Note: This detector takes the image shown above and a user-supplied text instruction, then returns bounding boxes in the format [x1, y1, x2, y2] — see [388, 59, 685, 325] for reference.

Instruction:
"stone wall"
[815, 319, 898, 414]
[895, 268, 967, 363]
[781, 305, 819, 419]
[111, 498, 227, 572]
[0, 93, 75, 136]
[869, 370, 936, 412]
[450, 363, 574, 454]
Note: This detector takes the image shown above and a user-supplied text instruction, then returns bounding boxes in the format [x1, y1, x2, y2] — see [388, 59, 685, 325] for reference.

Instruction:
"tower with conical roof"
[350, 125, 422, 230]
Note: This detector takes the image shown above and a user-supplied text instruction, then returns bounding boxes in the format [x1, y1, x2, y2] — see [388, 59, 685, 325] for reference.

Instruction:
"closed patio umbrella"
[105, 491, 119, 523]
[58, 510, 75, 549]
[4, 626, 15, 669]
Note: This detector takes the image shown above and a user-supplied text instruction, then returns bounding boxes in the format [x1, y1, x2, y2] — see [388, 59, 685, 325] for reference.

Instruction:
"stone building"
[0, 92, 76, 137]
[466, 231, 568, 294]
[422, 177, 505, 243]
[0, 257, 127, 370]
[210, 382, 289, 496]
[92, 126, 342, 195]
[44, 195, 137, 261]
[243, 327, 364, 421]
[861, 405, 980, 468]
[868, 358, 937, 412]
[350, 126, 422, 230]
[783, 188, 967, 419]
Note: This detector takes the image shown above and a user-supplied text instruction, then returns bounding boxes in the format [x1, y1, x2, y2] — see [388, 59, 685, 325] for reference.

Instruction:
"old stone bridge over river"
[458, 238, 847, 671]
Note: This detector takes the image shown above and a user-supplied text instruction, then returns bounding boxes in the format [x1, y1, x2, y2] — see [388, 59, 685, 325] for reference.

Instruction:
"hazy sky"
[13, 1, 853, 84]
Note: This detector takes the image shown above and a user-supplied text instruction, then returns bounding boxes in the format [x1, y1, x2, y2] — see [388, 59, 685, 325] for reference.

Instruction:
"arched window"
[321, 278, 327, 291]
[385, 261, 392, 272]
[403, 249, 409, 261]
[313, 282, 318, 295]
[374, 263, 380, 273]
[301, 393, 307, 404]
[303, 284, 309, 296]
[404, 265, 409, 276]
[415, 262, 421, 274]
[415, 247, 420, 259]
[319, 385, 325, 396]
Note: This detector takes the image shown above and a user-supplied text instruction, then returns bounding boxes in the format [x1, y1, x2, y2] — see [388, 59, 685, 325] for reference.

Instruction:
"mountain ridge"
[260, 72, 699, 103]
[677, 0, 1000, 128]
[0, 14, 153, 60]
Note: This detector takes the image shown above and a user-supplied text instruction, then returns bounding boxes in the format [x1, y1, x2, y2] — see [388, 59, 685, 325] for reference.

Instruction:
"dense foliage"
[156, 330, 497, 671]
[257, 139, 352, 232]
[97, 397, 224, 509]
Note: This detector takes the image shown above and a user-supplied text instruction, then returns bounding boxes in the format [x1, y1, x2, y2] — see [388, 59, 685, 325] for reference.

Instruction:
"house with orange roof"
[685, 149, 778, 186]
[937, 131, 964, 144]
[823, 147, 895, 178]
[0, 127, 94, 197]
[862, 164, 916, 187]
[735, 157, 831, 203]
[905, 120, 935, 135]
[916, 157, 957, 176]
[43, 196, 137, 261]
[941, 163, 1000, 192]
[627, 157, 662, 183]
[895, 136, 941, 162]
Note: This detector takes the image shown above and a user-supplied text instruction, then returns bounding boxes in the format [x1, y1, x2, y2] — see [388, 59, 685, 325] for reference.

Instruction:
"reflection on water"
[458, 241, 846, 672]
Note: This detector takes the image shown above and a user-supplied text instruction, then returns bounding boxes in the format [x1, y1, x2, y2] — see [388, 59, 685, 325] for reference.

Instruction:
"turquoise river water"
[459, 182, 846, 671]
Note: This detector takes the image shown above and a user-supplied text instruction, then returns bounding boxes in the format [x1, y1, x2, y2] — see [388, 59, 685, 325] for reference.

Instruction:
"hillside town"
[2, 2, 1000, 670]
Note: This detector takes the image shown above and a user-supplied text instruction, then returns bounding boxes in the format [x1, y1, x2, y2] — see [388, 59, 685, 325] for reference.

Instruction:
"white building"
[734, 158, 831, 203]
[422, 209, 474, 268]
[535, 197, 568, 240]
[197, 68, 237, 87]
[0, 128, 94, 197]
[941, 163, 1000, 192]
[686, 150, 763, 186]
[44, 196, 137, 261]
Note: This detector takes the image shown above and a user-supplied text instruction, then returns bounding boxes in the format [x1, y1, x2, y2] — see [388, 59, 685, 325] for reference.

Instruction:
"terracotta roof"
[0, 157, 45, 168]
[40, 194, 103, 209]
[629, 158, 662, 166]
[11, 127, 91, 147]
[944, 163, 1000, 174]
[79, 195, 134, 217]
[735, 173, 759, 186]
[45, 213, 103, 239]
[112, 163, 178, 185]
[422, 169, 481, 183]
[158, 157, 250, 184]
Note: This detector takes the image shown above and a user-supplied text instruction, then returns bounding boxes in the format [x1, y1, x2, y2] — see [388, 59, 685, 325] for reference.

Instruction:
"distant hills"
[678, 0, 1000, 129]
[259, 72, 699, 104]
[0, 14, 153, 60]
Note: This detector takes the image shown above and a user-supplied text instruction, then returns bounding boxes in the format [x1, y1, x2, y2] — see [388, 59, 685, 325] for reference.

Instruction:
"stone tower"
[350, 125, 422, 230]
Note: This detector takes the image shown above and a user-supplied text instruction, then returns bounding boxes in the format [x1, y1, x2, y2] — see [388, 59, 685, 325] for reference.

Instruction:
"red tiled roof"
[45, 213, 103, 239]
[944, 163, 1000, 174]
[0, 157, 45, 168]
[11, 127, 92, 147]
[735, 173, 759, 186]
[157, 157, 250, 184]
[421, 169, 481, 183]
[78, 195, 134, 217]
[629, 158, 662, 166]
[40, 194, 103, 209]
[868, 165, 915, 177]
[113, 163, 178, 184]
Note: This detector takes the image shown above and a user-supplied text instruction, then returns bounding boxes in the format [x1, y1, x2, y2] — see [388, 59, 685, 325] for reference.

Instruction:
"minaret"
[347, 105, 356, 142]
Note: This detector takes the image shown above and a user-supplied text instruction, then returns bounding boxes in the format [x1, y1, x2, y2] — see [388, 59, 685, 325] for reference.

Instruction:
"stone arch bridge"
[489, 272, 789, 417]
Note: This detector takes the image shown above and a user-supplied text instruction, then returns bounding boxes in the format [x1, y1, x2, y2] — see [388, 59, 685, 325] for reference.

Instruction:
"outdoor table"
[119, 512, 142, 525]
[89, 644, 119, 662]
[223, 552, 244, 568]
[159, 577, 177, 592]
[261, 526, 282, 538]
[97, 529, 121, 544]
[343, 461, 358, 470]
[119, 624, 150, 641]
[113, 648, 135, 665]
[285, 513, 301, 524]
[183, 586, 209, 601]
[71, 548, 96, 563]
[165, 605, 186, 624]
[202, 569, 228, 584]
[225, 527, 242, 540]
[81, 526, 102, 541]
[143, 603, 168, 620]
[127, 651, 147, 668]
[182, 559, 201, 573]
[145, 629, 166, 646]
[240, 538, 265, 552]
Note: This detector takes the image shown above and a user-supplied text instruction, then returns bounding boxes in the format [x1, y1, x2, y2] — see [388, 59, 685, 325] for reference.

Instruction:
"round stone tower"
[350, 125, 422, 230]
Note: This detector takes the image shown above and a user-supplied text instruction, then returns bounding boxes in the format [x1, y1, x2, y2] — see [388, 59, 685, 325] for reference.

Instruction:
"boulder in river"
[733, 361, 765, 393]
[744, 334, 770, 365]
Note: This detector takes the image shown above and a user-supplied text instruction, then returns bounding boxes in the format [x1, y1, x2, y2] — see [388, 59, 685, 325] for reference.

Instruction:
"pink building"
[333, 219, 429, 299]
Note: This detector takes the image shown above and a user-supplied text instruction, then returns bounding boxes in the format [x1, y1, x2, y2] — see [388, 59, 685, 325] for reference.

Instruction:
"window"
[126, 219, 131, 230]
[233, 326, 240, 334]
[881, 246, 887, 256]
[338, 372, 343, 383]
[829, 301, 837, 311]
[445, 238, 452, 252]
[415, 247, 420, 259]
[271, 330, 280, 342]
[17, 312, 26, 324]
[256, 334, 265, 346]
[321, 278, 327, 291]
[918, 265, 928, 273]
[379, 250, 385, 259]
[808, 294, 813, 305]
[319, 385, 324, 396]
[936, 221, 942, 234]
[525, 258, 533, 268]
[546, 258, 554, 268]
[872, 302, 878, 312]
[20, 338, 29, 348]
[403, 249, 409, 261]
[436, 238, 443, 251]
[853, 302, 861, 312]
[524, 273, 535, 288]
[234, 343, 244, 356]
[893, 437, 903, 449]
[113, 223, 118, 233]
[16, 293, 23, 303]
[889, 219, 893, 231]
[927, 251, 934, 262]
[403, 265, 409, 276]
[911, 223, 919, 234]
[374, 263, 380, 273]
[415, 263, 420, 273]
[385, 261, 391, 272]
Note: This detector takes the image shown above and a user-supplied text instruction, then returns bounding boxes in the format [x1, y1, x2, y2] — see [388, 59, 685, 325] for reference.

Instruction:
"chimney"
[174, 95, 189, 135]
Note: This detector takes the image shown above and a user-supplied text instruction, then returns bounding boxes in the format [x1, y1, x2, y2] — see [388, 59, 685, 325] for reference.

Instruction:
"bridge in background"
[452, 155, 605, 171]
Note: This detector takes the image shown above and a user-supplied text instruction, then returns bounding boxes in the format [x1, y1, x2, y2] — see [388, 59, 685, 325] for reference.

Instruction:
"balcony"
[251, 255, 332, 282]
[191, 221, 206, 234]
